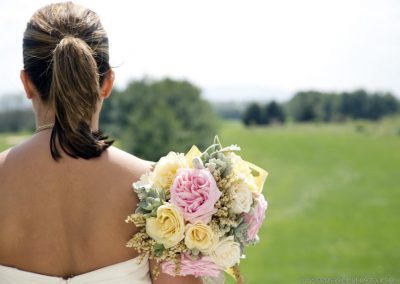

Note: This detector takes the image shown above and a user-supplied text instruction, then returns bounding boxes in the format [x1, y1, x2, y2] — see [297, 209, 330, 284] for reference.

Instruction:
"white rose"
[133, 171, 154, 190]
[210, 236, 241, 268]
[184, 221, 218, 255]
[230, 180, 253, 214]
[153, 152, 188, 190]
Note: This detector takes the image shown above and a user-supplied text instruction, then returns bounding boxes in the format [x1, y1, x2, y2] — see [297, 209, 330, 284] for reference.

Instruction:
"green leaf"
[154, 243, 165, 257]
[250, 167, 260, 177]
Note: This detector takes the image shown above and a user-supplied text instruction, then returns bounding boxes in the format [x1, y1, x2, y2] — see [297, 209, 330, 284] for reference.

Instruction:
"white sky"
[1, 0, 399, 102]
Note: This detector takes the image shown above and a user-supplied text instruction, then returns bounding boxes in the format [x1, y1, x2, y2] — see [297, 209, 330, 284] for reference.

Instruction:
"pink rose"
[161, 253, 223, 278]
[243, 193, 267, 241]
[170, 168, 221, 224]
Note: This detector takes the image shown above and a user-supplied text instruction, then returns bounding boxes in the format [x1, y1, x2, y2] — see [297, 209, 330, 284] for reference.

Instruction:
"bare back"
[0, 132, 151, 278]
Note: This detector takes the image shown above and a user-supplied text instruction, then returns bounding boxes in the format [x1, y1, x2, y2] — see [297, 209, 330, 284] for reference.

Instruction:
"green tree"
[338, 90, 398, 120]
[242, 103, 263, 125]
[0, 109, 35, 132]
[100, 77, 218, 161]
[286, 89, 399, 122]
[381, 93, 399, 114]
[287, 91, 321, 122]
[264, 101, 286, 124]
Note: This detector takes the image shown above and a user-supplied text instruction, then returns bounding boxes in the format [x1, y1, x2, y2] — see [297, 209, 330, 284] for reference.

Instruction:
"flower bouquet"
[126, 136, 268, 283]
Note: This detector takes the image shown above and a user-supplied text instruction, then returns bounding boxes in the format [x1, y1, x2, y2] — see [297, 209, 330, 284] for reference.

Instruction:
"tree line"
[243, 101, 285, 125]
[0, 94, 34, 132]
[242, 90, 399, 125]
[1, 84, 399, 157]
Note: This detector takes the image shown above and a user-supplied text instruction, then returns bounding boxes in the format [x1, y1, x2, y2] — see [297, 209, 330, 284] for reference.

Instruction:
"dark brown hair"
[23, 2, 113, 160]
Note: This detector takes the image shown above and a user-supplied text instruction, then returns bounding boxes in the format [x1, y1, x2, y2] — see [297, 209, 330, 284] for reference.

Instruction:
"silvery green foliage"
[189, 248, 201, 257]
[218, 214, 241, 237]
[133, 183, 166, 217]
[248, 235, 260, 246]
[153, 243, 165, 257]
[200, 136, 239, 179]
[133, 173, 154, 200]
[237, 201, 261, 243]
[233, 218, 248, 243]
[232, 217, 247, 254]
[192, 156, 205, 169]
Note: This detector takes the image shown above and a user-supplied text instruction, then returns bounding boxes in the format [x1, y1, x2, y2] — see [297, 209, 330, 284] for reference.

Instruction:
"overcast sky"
[1, 0, 399, 102]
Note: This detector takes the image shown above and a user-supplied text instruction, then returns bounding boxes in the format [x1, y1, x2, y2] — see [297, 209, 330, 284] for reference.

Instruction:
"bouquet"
[126, 136, 268, 283]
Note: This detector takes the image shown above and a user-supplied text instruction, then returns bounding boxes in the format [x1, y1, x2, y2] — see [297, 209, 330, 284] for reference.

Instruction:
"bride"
[0, 2, 202, 284]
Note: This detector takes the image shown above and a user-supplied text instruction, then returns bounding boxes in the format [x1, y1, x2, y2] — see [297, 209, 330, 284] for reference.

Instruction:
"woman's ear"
[100, 69, 114, 99]
[20, 70, 36, 100]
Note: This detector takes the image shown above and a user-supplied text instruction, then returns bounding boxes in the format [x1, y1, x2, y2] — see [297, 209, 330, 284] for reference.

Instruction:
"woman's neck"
[35, 112, 100, 132]
[33, 100, 102, 132]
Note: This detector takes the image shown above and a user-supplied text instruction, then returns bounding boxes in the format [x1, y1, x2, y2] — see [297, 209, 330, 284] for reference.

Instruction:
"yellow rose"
[184, 221, 218, 255]
[153, 152, 188, 190]
[146, 204, 185, 248]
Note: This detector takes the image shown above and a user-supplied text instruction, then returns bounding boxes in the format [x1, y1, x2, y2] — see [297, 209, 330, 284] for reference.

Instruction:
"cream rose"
[230, 180, 253, 214]
[228, 152, 268, 194]
[146, 204, 185, 248]
[210, 236, 241, 268]
[184, 221, 218, 255]
[153, 152, 188, 190]
[228, 152, 252, 176]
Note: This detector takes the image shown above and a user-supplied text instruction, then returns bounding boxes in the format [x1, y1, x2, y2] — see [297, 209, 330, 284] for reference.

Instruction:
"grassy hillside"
[220, 121, 400, 283]
[1, 120, 399, 283]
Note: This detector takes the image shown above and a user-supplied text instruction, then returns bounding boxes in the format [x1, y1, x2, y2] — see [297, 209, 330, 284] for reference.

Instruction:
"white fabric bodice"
[0, 256, 151, 284]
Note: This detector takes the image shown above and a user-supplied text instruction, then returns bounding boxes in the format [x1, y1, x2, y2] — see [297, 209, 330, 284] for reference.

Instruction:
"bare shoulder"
[104, 146, 154, 182]
[97, 146, 154, 235]
[0, 147, 12, 170]
[0, 147, 12, 159]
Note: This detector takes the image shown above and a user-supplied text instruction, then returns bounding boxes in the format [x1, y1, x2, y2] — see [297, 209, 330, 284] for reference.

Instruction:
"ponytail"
[23, 2, 113, 160]
[49, 36, 113, 160]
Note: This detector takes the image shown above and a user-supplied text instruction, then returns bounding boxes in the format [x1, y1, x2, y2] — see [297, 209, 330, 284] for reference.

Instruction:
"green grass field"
[220, 121, 400, 283]
[1, 121, 399, 283]
[0, 132, 30, 151]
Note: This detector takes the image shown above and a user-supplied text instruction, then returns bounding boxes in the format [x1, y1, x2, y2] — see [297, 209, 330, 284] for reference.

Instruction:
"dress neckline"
[0, 255, 146, 281]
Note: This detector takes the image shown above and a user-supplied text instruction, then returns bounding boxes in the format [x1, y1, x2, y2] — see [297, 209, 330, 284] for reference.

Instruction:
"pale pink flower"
[243, 193, 267, 241]
[170, 168, 221, 224]
[161, 253, 223, 278]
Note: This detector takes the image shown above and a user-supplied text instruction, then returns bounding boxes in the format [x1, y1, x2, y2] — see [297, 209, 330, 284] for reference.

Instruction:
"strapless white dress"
[0, 256, 151, 284]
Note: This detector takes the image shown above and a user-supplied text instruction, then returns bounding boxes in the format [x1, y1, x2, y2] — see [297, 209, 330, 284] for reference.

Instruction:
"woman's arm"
[149, 259, 204, 284]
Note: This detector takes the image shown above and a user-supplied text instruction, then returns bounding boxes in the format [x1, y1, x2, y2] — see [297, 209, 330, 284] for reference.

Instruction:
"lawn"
[0, 132, 30, 151]
[220, 121, 400, 283]
[1, 121, 399, 283]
